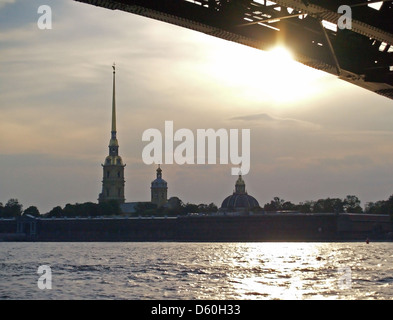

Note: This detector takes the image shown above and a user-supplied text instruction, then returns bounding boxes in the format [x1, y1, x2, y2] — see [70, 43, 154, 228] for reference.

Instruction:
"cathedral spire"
[111, 63, 116, 135]
[99, 63, 125, 204]
[109, 63, 119, 155]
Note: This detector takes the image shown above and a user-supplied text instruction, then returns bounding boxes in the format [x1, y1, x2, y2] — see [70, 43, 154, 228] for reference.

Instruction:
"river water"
[0, 242, 392, 300]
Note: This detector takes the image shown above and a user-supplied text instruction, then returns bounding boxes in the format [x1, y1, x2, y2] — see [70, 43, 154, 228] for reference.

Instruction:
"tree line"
[1, 194, 393, 218]
[0, 199, 121, 218]
[134, 200, 218, 217]
[0, 198, 218, 218]
[261, 195, 393, 215]
[262, 195, 364, 213]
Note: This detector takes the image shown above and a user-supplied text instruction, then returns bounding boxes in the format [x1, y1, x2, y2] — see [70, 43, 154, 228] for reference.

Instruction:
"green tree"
[250, 205, 263, 212]
[196, 203, 218, 213]
[365, 201, 385, 214]
[197, 203, 208, 212]
[365, 201, 376, 214]
[343, 195, 363, 213]
[159, 197, 183, 216]
[273, 197, 284, 210]
[282, 201, 296, 211]
[81, 202, 99, 217]
[134, 202, 157, 216]
[264, 197, 285, 211]
[182, 203, 199, 215]
[365, 195, 393, 215]
[4, 199, 23, 217]
[23, 206, 40, 217]
[296, 201, 314, 213]
[387, 195, 393, 215]
[313, 198, 344, 213]
[63, 203, 77, 217]
[263, 202, 275, 211]
[108, 200, 121, 215]
[98, 200, 121, 216]
[207, 203, 218, 213]
[46, 206, 63, 218]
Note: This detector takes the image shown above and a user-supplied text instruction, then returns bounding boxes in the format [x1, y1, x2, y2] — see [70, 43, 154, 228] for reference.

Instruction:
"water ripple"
[0, 242, 392, 299]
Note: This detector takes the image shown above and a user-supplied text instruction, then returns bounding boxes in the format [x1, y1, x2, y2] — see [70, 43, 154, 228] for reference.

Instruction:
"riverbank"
[1, 213, 392, 242]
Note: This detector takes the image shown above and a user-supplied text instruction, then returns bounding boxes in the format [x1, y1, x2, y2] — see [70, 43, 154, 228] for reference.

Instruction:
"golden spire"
[109, 63, 119, 151]
[111, 63, 116, 134]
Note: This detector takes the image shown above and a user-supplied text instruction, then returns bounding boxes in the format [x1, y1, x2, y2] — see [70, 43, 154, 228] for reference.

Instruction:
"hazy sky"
[1, 0, 393, 214]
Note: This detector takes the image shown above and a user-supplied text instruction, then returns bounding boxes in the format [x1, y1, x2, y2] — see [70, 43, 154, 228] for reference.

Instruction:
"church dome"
[221, 193, 259, 210]
[151, 177, 167, 188]
[151, 165, 167, 189]
[220, 174, 260, 211]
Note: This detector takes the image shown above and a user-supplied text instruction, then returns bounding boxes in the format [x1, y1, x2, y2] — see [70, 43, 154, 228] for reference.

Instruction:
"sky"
[0, 0, 392, 214]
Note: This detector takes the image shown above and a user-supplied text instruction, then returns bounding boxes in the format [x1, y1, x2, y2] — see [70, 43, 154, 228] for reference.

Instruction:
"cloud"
[230, 113, 322, 130]
[311, 155, 375, 170]
[0, 0, 15, 9]
[231, 113, 275, 122]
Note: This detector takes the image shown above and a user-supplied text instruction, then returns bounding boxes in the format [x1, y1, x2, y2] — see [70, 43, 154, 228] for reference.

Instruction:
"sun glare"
[268, 46, 294, 63]
[207, 43, 325, 105]
[261, 46, 322, 103]
[228, 243, 332, 299]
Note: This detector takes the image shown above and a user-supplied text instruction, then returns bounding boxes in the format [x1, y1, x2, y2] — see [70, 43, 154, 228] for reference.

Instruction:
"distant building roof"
[151, 165, 167, 189]
[220, 174, 260, 212]
[221, 193, 259, 210]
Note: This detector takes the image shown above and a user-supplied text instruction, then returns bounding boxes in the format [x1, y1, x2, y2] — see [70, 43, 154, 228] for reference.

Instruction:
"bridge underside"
[75, 0, 393, 100]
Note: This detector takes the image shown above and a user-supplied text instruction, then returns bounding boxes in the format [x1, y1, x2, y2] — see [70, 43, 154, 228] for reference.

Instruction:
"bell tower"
[98, 64, 125, 204]
[151, 165, 168, 207]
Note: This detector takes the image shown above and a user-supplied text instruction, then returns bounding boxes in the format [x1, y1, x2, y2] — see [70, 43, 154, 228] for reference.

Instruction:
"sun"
[205, 42, 326, 105]
[267, 46, 294, 64]
[258, 46, 325, 103]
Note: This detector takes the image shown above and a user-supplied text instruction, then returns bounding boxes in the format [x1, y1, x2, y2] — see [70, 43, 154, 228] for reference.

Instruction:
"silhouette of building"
[98, 65, 125, 204]
[220, 174, 259, 213]
[151, 165, 168, 207]
[120, 165, 169, 214]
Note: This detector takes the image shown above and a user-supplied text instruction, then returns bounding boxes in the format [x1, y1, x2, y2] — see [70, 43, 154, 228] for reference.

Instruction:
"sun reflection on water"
[225, 243, 340, 300]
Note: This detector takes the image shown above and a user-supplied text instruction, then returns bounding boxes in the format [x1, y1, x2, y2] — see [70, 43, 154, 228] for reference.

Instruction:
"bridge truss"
[75, 0, 393, 100]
